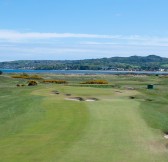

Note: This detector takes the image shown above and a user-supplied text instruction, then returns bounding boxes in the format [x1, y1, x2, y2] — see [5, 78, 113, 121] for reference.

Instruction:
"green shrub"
[28, 80, 38, 86]
[16, 84, 26, 87]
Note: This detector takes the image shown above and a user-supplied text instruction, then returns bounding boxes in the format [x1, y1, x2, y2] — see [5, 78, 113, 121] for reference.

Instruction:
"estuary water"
[1, 69, 168, 75]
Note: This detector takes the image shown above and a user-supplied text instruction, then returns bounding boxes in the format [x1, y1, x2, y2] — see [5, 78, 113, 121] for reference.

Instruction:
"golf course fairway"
[0, 75, 168, 162]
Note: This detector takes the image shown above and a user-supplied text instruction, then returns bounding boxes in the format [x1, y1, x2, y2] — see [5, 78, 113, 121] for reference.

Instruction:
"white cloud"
[1, 43, 168, 61]
[0, 29, 121, 41]
[1, 29, 168, 61]
[80, 42, 118, 45]
[1, 29, 168, 47]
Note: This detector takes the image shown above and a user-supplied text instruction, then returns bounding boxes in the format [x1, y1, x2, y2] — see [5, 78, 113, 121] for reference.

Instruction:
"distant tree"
[79, 65, 90, 70]
[0, 70, 2, 75]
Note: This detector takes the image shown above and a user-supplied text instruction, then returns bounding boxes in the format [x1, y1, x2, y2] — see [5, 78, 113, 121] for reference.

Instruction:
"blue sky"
[0, 0, 168, 61]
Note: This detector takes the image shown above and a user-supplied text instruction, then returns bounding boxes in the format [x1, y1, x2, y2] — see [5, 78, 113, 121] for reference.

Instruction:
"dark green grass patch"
[0, 77, 90, 161]
[138, 86, 168, 133]
[140, 102, 168, 132]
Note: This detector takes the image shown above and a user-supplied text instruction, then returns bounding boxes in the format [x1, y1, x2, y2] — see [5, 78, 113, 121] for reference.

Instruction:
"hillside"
[1, 55, 168, 71]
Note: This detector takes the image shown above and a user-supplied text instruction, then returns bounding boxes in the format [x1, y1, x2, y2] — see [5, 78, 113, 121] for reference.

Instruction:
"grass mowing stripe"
[0, 91, 90, 161]
[59, 99, 168, 162]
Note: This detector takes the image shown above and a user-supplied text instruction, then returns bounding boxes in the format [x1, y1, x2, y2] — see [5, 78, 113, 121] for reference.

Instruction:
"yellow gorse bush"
[43, 80, 67, 84]
[11, 74, 43, 79]
[81, 80, 108, 84]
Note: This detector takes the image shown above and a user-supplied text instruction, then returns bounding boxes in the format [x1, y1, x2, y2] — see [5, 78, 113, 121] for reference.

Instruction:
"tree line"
[0, 55, 168, 71]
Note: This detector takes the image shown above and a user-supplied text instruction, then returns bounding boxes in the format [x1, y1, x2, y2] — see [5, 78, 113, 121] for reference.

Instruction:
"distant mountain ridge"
[1, 55, 168, 71]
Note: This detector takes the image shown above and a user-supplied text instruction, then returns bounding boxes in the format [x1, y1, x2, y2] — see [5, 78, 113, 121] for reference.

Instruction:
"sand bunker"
[85, 99, 96, 102]
[85, 98, 99, 102]
[115, 91, 122, 93]
[164, 132, 168, 139]
[65, 97, 85, 101]
[65, 97, 98, 102]
[164, 135, 168, 139]
[51, 90, 60, 94]
[125, 87, 135, 90]
[64, 94, 71, 96]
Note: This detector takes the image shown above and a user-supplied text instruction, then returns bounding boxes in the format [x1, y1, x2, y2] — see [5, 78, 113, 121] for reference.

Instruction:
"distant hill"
[1, 55, 168, 71]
